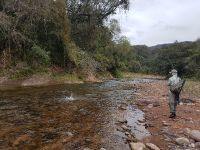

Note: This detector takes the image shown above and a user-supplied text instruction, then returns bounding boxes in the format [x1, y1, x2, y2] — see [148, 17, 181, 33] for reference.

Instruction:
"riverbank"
[132, 80, 200, 150]
[0, 70, 114, 90]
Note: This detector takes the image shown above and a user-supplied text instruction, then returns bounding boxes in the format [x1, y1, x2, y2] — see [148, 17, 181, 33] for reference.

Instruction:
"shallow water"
[0, 79, 153, 149]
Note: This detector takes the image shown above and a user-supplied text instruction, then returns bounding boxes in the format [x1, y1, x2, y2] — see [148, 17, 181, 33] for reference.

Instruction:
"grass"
[52, 72, 82, 82]
[121, 72, 165, 79]
[182, 80, 200, 99]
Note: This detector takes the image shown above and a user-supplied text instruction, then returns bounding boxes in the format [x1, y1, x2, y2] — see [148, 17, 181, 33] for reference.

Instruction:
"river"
[0, 79, 153, 150]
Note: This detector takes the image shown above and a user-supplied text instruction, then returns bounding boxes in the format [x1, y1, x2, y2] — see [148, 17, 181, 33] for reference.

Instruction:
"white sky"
[112, 0, 200, 46]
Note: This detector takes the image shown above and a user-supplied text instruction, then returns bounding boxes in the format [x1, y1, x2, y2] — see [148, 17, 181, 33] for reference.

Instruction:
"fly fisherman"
[167, 69, 181, 118]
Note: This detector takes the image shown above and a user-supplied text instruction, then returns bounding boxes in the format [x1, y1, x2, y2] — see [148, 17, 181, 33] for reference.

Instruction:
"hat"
[169, 69, 177, 74]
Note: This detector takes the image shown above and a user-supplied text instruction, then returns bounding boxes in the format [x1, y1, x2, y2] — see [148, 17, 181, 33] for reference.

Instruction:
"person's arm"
[167, 79, 171, 86]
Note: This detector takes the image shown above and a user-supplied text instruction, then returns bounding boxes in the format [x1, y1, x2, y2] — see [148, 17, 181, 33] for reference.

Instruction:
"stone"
[130, 142, 146, 150]
[195, 142, 200, 148]
[189, 130, 200, 142]
[152, 102, 160, 107]
[162, 121, 169, 126]
[85, 138, 92, 143]
[83, 148, 92, 150]
[118, 118, 127, 124]
[147, 104, 153, 108]
[175, 137, 190, 145]
[189, 143, 195, 148]
[100, 148, 106, 150]
[125, 132, 130, 136]
[146, 143, 160, 150]
[119, 106, 127, 110]
[183, 128, 191, 136]
[121, 125, 129, 131]
[65, 131, 73, 136]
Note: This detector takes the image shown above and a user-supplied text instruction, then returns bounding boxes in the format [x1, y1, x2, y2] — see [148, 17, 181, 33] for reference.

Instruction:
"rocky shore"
[130, 80, 200, 150]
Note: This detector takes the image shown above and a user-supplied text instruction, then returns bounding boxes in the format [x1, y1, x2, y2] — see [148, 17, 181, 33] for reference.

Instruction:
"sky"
[112, 0, 200, 46]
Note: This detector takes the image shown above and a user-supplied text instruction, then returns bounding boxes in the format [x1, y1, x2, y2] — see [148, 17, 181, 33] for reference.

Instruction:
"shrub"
[28, 45, 50, 68]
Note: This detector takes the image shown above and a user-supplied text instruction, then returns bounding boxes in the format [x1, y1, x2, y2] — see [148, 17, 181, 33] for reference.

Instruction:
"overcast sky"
[112, 0, 200, 46]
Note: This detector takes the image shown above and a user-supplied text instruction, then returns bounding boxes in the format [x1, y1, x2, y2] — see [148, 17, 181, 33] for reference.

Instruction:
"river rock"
[183, 128, 191, 135]
[189, 143, 195, 148]
[118, 118, 127, 124]
[175, 137, 190, 145]
[195, 142, 200, 148]
[121, 125, 129, 131]
[147, 104, 153, 108]
[189, 130, 200, 142]
[83, 148, 92, 150]
[162, 121, 169, 126]
[125, 132, 130, 136]
[130, 142, 146, 150]
[146, 143, 160, 150]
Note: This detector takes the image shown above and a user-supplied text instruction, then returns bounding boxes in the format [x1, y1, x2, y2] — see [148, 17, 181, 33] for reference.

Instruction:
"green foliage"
[112, 69, 123, 78]
[28, 45, 50, 68]
[133, 40, 200, 80]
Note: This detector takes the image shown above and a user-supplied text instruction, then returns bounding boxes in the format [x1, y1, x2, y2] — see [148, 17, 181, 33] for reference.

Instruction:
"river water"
[0, 79, 153, 150]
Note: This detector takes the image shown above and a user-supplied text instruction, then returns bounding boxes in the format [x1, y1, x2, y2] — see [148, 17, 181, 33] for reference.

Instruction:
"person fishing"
[167, 69, 185, 118]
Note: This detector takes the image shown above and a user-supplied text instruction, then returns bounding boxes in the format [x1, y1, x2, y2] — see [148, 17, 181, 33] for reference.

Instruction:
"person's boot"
[169, 113, 176, 118]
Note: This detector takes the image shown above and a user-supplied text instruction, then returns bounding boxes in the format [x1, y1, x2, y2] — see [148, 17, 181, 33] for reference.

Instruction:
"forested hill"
[133, 40, 200, 79]
[0, 0, 200, 80]
[0, 0, 131, 79]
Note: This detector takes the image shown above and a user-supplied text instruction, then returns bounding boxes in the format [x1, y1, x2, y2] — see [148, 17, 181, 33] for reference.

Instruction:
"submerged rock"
[130, 142, 146, 150]
[146, 143, 160, 150]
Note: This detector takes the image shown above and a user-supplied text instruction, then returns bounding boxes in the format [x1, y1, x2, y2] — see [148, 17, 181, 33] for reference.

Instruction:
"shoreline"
[133, 80, 200, 150]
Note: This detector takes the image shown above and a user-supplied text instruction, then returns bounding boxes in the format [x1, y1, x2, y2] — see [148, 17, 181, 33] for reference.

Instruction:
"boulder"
[130, 142, 146, 150]
[189, 130, 200, 142]
[146, 143, 160, 150]
[175, 137, 190, 145]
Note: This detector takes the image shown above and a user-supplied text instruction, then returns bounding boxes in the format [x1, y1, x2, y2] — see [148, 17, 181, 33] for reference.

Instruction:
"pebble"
[125, 132, 130, 136]
[65, 131, 73, 136]
[189, 130, 200, 142]
[175, 137, 190, 145]
[147, 104, 153, 108]
[146, 143, 160, 150]
[83, 148, 92, 150]
[100, 148, 106, 150]
[183, 128, 191, 135]
[121, 125, 129, 131]
[162, 121, 169, 126]
[130, 142, 146, 150]
[189, 143, 195, 148]
[118, 118, 128, 124]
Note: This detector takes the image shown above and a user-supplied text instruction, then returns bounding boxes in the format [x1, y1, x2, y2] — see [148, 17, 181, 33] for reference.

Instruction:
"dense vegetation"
[0, 0, 200, 80]
[133, 40, 200, 79]
[0, 0, 135, 78]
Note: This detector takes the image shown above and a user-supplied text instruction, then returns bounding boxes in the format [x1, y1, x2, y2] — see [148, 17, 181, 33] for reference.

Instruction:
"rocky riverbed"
[0, 78, 199, 150]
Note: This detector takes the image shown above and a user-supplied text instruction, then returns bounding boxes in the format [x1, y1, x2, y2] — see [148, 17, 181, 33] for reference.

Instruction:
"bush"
[28, 45, 50, 68]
